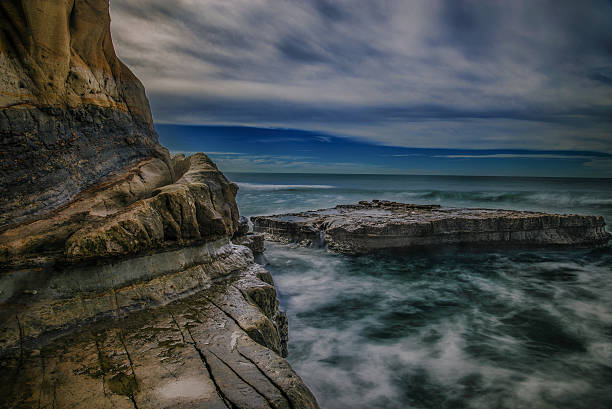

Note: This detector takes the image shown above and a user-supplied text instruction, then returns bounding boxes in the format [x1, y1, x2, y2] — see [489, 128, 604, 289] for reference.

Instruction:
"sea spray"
[265, 244, 612, 409]
[231, 172, 612, 409]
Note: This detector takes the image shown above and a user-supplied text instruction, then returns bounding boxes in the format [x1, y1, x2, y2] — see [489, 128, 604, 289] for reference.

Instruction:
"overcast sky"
[109, 0, 612, 174]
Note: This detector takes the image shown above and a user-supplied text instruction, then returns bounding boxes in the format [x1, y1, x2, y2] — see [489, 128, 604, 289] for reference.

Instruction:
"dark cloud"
[277, 35, 329, 63]
[312, 0, 345, 21]
[589, 68, 612, 86]
[109, 0, 612, 152]
[438, 0, 501, 58]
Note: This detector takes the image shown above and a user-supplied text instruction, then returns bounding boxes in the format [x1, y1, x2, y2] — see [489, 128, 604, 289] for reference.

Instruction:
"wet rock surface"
[252, 200, 611, 254]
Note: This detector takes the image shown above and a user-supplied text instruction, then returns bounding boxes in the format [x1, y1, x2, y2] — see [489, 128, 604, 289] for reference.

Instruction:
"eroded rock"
[252, 200, 611, 254]
[0, 153, 319, 408]
[0, 259, 317, 409]
[0, 1, 319, 407]
[0, 0, 167, 228]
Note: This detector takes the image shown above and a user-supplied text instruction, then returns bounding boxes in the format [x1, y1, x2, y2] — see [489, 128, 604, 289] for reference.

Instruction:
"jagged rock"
[65, 153, 239, 262]
[0, 153, 238, 266]
[237, 216, 251, 236]
[233, 216, 266, 262]
[252, 200, 611, 254]
[234, 234, 267, 266]
[235, 234, 266, 255]
[0, 253, 317, 409]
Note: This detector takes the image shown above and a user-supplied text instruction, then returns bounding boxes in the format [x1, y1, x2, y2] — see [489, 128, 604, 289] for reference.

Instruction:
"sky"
[109, 0, 612, 176]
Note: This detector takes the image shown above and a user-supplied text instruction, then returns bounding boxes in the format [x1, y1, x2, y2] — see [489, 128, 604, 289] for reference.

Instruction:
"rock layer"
[0, 249, 316, 409]
[0, 153, 319, 408]
[0, 1, 319, 407]
[252, 200, 611, 254]
[0, 154, 252, 349]
[0, 0, 166, 228]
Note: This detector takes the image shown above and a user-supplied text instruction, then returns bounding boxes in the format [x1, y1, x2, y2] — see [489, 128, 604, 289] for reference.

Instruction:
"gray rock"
[236, 216, 251, 236]
[234, 234, 266, 256]
[252, 200, 611, 254]
[0, 105, 166, 229]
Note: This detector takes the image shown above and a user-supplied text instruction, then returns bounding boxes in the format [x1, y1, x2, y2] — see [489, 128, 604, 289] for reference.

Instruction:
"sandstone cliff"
[0, 0, 168, 229]
[0, 2, 318, 408]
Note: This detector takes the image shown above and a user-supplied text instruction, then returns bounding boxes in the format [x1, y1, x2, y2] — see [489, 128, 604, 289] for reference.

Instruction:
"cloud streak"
[110, 0, 612, 152]
[156, 124, 612, 177]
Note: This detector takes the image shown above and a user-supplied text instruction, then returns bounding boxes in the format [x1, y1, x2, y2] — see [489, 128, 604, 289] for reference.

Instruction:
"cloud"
[434, 154, 596, 159]
[110, 0, 612, 152]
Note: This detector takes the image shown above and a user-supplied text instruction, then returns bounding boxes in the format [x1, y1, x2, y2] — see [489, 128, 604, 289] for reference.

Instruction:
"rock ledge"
[252, 200, 611, 254]
[0, 154, 319, 409]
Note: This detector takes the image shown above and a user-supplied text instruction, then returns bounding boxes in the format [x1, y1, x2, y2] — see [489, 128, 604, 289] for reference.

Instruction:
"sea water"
[227, 173, 612, 409]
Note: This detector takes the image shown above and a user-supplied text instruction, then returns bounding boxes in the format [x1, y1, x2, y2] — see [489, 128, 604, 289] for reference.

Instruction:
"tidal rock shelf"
[252, 200, 611, 254]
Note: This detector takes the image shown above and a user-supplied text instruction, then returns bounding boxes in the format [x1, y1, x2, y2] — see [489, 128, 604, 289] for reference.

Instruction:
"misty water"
[228, 173, 612, 409]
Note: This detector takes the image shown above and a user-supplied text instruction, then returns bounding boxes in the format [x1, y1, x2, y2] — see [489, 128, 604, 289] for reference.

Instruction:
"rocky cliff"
[0, 2, 318, 408]
[0, 0, 168, 229]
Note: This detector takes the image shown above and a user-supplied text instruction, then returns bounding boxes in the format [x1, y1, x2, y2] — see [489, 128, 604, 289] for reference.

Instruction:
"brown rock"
[0, 2, 320, 407]
[0, 153, 320, 408]
[0, 0, 151, 119]
[0, 256, 318, 409]
[0, 0, 167, 228]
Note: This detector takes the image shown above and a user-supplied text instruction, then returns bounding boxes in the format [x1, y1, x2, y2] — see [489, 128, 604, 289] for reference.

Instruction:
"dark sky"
[110, 1, 612, 175]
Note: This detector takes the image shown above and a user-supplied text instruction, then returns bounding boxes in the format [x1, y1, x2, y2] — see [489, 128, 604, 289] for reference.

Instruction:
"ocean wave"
[398, 190, 612, 207]
[236, 182, 335, 191]
[265, 242, 612, 409]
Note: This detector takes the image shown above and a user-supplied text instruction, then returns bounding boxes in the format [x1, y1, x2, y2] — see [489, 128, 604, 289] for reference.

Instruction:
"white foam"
[236, 182, 335, 190]
[264, 241, 612, 409]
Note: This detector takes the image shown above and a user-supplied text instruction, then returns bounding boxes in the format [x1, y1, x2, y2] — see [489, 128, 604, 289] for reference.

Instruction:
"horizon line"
[223, 170, 612, 180]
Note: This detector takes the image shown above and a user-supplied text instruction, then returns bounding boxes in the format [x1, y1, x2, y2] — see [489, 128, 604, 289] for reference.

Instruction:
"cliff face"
[0, 0, 167, 229]
[0, 2, 319, 408]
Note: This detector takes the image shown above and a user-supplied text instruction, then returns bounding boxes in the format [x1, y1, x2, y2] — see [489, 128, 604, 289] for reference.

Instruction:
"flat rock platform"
[252, 200, 611, 254]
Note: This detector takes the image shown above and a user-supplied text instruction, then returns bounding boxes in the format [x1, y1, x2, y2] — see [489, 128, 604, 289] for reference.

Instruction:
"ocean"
[227, 173, 612, 409]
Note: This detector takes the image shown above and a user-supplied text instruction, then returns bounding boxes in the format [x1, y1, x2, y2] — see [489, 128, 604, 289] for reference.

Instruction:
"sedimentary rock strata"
[0, 1, 319, 407]
[0, 152, 318, 408]
[0, 247, 315, 409]
[252, 200, 611, 254]
[0, 0, 167, 227]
